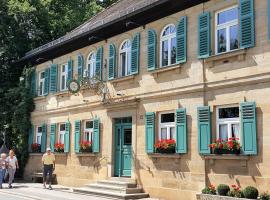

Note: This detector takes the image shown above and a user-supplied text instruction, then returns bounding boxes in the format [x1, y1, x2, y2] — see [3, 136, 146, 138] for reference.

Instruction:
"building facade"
[22, 0, 270, 199]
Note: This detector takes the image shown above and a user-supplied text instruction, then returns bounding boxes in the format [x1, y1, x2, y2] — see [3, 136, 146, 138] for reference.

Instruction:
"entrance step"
[74, 178, 149, 199]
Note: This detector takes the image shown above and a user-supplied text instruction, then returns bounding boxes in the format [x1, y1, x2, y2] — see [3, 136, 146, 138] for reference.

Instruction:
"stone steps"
[73, 178, 149, 199]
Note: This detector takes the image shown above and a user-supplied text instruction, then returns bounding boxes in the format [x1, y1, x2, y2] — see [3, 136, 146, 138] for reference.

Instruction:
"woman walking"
[0, 153, 7, 189]
[6, 150, 19, 188]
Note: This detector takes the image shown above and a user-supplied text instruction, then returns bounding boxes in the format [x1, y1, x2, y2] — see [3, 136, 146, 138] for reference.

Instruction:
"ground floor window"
[83, 120, 93, 142]
[36, 126, 43, 144]
[58, 123, 66, 144]
[158, 112, 175, 140]
[216, 106, 240, 141]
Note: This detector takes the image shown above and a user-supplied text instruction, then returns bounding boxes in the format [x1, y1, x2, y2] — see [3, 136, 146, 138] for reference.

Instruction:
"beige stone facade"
[24, 0, 270, 199]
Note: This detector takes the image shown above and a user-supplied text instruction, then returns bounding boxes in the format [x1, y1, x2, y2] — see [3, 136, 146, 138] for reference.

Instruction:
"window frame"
[87, 51, 96, 78]
[60, 63, 68, 91]
[160, 24, 177, 68]
[58, 123, 66, 144]
[38, 71, 45, 96]
[216, 105, 240, 142]
[215, 5, 239, 55]
[119, 39, 132, 77]
[83, 120, 93, 143]
[36, 126, 43, 145]
[158, 111, 176, 140]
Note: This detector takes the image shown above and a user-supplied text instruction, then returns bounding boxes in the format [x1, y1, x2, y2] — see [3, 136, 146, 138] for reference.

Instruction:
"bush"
[217, 184, 230, 196]
[202, 185, 216, 195]
[243, 186, 259, 199]
[228, 185, 244, 198]
[260, 192, 270, 200]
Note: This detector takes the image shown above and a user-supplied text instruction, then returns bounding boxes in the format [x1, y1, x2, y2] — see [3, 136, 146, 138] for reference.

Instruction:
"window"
[38, 71, 45, 96]
[60, 64, 68, 91]
[87, 52, 96, 78]
[119, 40, 131, 77]
[83, 120, 93, 142]
[215, 6, 239, 54]
[59, 123, 66, 144]
[160, 24, 176, 67]
[159, 112, 175, 140]
[216, 106, 240, 141]
[36, 126, 43, 145]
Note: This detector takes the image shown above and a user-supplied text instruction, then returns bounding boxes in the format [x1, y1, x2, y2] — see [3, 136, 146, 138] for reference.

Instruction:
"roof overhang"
[16, 0, 209, 66]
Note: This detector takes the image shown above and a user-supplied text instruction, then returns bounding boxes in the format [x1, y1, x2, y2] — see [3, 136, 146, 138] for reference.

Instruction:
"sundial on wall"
[68, 79, 80, 94]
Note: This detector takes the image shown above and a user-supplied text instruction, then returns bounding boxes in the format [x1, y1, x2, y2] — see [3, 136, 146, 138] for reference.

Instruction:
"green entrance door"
[114, 118, 132, 177]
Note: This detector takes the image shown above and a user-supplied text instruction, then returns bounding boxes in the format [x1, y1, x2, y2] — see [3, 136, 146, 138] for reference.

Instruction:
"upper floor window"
[87, 52, 96, 78]
[58, 123, 66, 144]
[216, 106, 240, 142]
[159, 112, 175, 140]
[60, 64, 68, 91]
[119, 40, 131, 77]
[36, 126, 43, 145]
[84, 120, 93, 142]
[160, 24, 176, 67]
[38, 71, 45, 96]
[215, 6, 239, 54]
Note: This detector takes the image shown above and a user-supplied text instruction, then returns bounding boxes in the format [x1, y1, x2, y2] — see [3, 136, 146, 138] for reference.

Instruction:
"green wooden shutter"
[44, 68, 50, 96]
[108, 44, 116, 80]
[74, 120, 81, 153]
[67, 59, 73, 83]
[145, 112, 155, 153]
[176, 16, 187, 64]
[197, 106, 211, 154]
[239, 0, 255, 48]
[41, 124, 47, 153]
[131, 33, 140, 74]
[198, 12, 211, 58]
[50, 64, 58, 93]
[176, 108, 187, 153]
[30, 71, 36, 97]
[50, 124, 56, 152]
[64, 122, 70, 153]
[147, 29, 157, 71]
[240, 102, 257, 155]
[77, 54, 84, 81]
[28, 125, 34, 152]
[93, 118, 100, 153]
[268, 0, 270, 41]
[96, 47, 103, 80]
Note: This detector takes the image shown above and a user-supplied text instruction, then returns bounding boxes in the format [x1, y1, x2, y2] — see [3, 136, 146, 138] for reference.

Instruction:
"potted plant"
[155, 139, 176, 154]
[209, 139, 225, 154]
[54, 143, 64, 153]
[31, 143, 41, 153]
[79, 141, 92, 153]
[227, 184, 244, 198]
[201, 184, 216, 195]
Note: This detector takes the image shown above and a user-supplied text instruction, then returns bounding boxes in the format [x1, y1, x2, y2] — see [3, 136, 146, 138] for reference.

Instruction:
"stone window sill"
[151, 64, 181, 78]
[55, 91, 69, 97]
[204, 154, 249, 167]
[76, 153, 97, 157]
[54, 153, 68, 156]
[34, 96, 46, 101]
[29, 153, 43, 156]
[204, 49, 247, 67]
[110, 75, 135, 85]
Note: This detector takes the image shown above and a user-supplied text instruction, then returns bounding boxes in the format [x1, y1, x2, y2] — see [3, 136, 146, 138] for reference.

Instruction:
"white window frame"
[38, 71, 45, 96]
[160, 24, 176, 68]
[87, 52, 96, 78]
[158, 111, 176, 140]
[119, 39, 131, 77]
[83, 120, 93, 143]
[58, 123, 66, 144]
[60, 64, 68, 91]
[216, 105, 240, 142]
[215, 5, 239, 55]
[36, 126, 43, 145]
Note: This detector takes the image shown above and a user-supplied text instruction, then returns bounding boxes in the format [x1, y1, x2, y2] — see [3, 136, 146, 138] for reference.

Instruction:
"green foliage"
[202, 185, 216, 195]
[243, 186, 259, 199]
[260, 192, 270, 200]
[217, 184, 230, 196]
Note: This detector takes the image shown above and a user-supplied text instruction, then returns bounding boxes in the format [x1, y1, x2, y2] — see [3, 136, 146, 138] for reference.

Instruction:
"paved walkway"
[0, 183, 160, 200]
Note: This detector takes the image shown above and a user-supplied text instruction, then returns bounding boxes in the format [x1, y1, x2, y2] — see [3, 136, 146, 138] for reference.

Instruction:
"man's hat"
[46, 147, 51, 151]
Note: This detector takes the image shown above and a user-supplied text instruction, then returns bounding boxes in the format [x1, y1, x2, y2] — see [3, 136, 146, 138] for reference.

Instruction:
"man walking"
[42, 147, 55, 190]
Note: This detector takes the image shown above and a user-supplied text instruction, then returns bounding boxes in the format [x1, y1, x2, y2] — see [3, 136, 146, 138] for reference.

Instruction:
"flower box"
[54, 143, 64, 153]
[155, 139, 176, 154]
[197, 194, 254, 200]
[31, 143, 41, 153]
[79, 141, 92, 153]
[209, 138, 241, 155]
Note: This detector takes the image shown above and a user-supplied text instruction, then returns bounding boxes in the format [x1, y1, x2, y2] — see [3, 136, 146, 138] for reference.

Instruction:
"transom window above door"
[160, 24, 176, 67]
[84, 120, 93, 142]
[60, 64, 68, 91]
[215, 6, 239, 54]
[159, 112, 175, 140]
[216, 106, 240, 142]
[119, 40, 131, 77]
[87, 52, 96, 78]
[38, 71, 45, 96]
